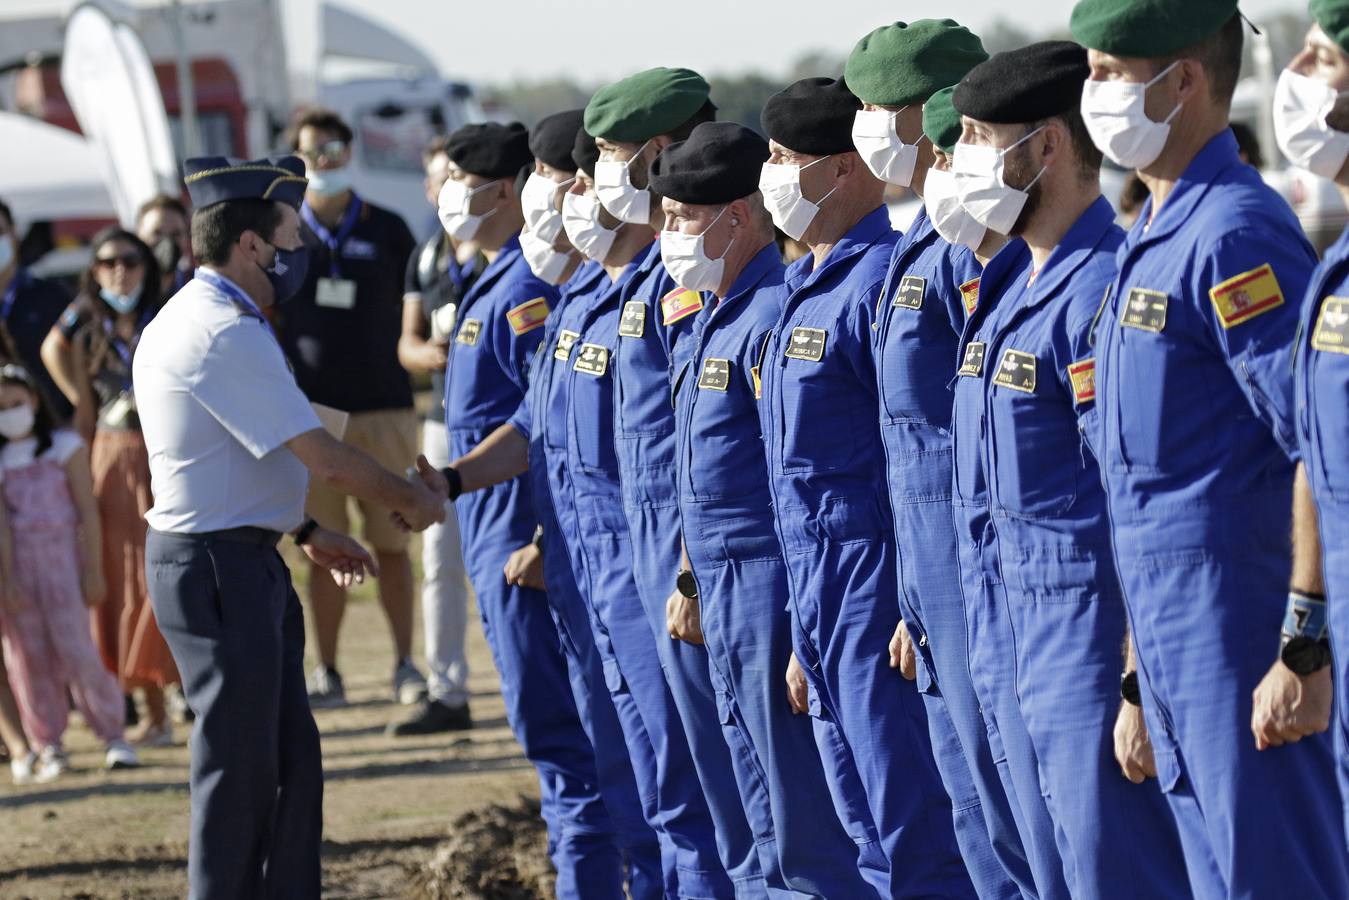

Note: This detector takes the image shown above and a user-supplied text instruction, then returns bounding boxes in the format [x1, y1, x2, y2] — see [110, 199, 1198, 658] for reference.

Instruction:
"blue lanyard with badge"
[196, 268, 279, 340]
[301, 197, 362, 310]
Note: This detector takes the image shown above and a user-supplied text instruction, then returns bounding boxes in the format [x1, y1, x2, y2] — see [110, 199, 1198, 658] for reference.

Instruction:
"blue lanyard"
[1, 269, 27, 323]
[101, 306, 154, 369]
[300, 195, 363, 278]
[195, 268, 275, 333]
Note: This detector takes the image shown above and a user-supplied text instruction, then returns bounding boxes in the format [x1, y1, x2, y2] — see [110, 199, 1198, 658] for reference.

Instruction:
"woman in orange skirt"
[41, 227, 178, 745]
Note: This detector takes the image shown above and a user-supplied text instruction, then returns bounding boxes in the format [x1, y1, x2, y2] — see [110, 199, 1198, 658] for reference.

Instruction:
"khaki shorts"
[307, 407, 419, 553]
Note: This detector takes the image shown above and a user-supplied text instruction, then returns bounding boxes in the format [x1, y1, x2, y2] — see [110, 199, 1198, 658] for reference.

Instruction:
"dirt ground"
[0, 542, 552, 899]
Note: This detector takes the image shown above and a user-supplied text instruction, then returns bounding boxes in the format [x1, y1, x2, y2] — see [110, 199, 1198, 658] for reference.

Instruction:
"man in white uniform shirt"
[133, 155, 444, 900]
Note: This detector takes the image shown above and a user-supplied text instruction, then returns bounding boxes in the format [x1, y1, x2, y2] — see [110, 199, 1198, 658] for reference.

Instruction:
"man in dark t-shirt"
[276, 109, 424, 708]
[0, 199, 73, 422]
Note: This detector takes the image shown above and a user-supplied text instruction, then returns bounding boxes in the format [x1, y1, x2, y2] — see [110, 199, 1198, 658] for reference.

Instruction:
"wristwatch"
[676, 569, 699, 600]
[1119, 671, 1141, 707]
[292, 518, 319, 547]
[1280, 636, 1333, 676]
[438, 466, 464, 501]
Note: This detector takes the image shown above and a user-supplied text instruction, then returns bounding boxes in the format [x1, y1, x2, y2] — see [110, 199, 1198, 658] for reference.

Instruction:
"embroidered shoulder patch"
[1067, 358, 1096, 405]
[661, 287, 703, 325]
[960, 278, 980, 316]
[506, 296, 550, 335]
[1209, 263, 1284, 329]
[456, 319, 482, 346]
[1312, 297, 1349, 354]
[992, 349, 1036, 393]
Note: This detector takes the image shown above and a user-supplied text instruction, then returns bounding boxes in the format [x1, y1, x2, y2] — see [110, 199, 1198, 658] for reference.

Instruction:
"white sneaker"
[392, 659, 428, 706]
[10, 751, 38, 785]
[104, 738, 141, 770]
[37, 745, 69, 781]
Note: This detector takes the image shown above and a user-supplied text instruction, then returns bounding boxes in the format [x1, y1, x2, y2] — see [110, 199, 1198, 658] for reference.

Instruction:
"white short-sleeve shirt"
[133, 268, 321, 533]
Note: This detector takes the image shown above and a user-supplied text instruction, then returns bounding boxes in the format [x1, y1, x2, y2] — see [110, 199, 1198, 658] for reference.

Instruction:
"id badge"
[316, 277, 357, 310]
[103, 392, 135, 428]
[431, 303, 458, 341]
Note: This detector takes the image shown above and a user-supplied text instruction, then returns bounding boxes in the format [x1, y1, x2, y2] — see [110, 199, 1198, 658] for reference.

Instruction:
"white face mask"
[306, 165, 352, 197]
[1080, 62, 1183, 170]
[852, 109, 921, 186]
[758, 157, 837, 242]
[0, 403, 35, 440]
[1274, 69, 1349, 178]
[0, 234, 14, 272]
[953, 128, 1046, 236]
[661, 205, 733, 294]
[520, 228, 576, 285]
[521, 172, 572, 245]
[594, 140, 653, 224]
[438, 178, 500, 242]
[562, 191, 618, 262]
[924, 166, 987, 251]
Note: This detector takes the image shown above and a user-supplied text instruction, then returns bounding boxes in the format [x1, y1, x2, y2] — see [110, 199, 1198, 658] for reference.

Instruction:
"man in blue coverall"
[1273, 0, 1349, 852]
[755, 75, 974, 897]
[653, 121, 879, 897]
[844, 21, 1034, 900]
[1068, 0, 1349, 894]
[949, 40, 1190, 898]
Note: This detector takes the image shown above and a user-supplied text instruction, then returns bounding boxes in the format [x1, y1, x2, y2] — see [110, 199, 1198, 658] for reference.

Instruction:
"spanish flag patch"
[1067, 358, 1096, 405]
[960, 278, 980, 316]
[661, 287, 703, 325]
[506, 296, 550, 335]
[1209, 263, 1284, 329]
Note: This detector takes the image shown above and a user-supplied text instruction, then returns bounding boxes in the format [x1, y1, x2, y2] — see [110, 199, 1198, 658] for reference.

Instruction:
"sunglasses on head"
[94, 253, 144, 270]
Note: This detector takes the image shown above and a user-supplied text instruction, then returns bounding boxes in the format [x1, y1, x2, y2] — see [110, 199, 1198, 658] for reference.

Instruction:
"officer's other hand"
[1113, 702, 1157, 783]
[666, 590, 704, 645]
[889, 621, 916, 680]
[81, 566, 107, 608]
[414, 455, 450, 500]
[1251, 660, 1332, 751]
[786, 652, 809, 715]
[302, 526, 381, 587]
[418, 341, 449, 372]
[504, 543, 546, 591]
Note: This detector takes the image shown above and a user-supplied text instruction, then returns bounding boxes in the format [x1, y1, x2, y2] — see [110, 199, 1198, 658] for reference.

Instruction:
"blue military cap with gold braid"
[183, 156, 308, 211]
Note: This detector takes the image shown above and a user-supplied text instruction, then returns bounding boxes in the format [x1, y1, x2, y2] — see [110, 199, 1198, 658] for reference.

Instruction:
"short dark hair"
[1167, 13, 1243, 106]
[665, 100, 718, 143]
[1039, 106, 1104, 181]
[0, 197, 11, 229]
[1229, 120, 1264, 169]
[287, 107, 354, 150]
[191, 199, 285, 266]
[136, 193, 189, 226]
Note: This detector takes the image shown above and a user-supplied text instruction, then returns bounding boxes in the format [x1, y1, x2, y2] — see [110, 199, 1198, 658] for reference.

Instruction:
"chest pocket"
[988, 347, 1081, 517]
[1308, 297, 1349, 499]
[777, 324, 865, 473]
[571, 344, 619, 474]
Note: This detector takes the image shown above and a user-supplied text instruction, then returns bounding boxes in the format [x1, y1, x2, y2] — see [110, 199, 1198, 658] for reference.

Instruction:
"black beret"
[572, 126, 600, 178]
[649, 122, 770, 205]
[444, 122, 533, 179]
[529, 110, 585, 172]
[760, 77, 863, 156]
[953, 41, 1090, 125]
[183, 155, 307, 210]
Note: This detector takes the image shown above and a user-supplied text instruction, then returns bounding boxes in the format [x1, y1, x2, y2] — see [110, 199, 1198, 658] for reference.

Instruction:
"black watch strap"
[292, 518, 320, 547]
[1120, 671, 1142, 707]
[440, 466, 463, 501]
[676, 569, 699, 600]
[1281, 636, 1333, 676]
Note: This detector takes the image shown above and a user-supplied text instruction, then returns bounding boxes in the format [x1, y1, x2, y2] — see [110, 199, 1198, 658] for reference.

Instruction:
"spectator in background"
[41, 228, 178, 747]
[136, 194, 193, 296]
[1, 653, 36, 783]
[389, 137, 482, 735]
[281, 108, 425, 707]
[0, 199, 73, 423]
[1117, 175, 1150, 229]
[1230, 120, 1265, 169]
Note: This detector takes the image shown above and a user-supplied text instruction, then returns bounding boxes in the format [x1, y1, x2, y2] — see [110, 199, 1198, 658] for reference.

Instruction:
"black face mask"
[152, 237, 183, 274]
[256, 241, 310, 304]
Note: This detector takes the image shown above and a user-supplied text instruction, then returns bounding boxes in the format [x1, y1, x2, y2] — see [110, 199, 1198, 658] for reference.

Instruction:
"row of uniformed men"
[415, 2, 1349, 898]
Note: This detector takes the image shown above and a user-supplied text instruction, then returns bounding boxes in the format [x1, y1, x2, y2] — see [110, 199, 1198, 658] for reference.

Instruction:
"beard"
[1002, 143, 1044, 238]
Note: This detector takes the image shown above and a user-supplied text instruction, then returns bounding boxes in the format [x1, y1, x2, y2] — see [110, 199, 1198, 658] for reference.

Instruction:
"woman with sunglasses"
[41, 227, 179, 747]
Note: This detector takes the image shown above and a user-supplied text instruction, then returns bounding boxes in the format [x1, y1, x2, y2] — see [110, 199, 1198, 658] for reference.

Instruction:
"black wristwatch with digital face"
[676, 569, 699, 600]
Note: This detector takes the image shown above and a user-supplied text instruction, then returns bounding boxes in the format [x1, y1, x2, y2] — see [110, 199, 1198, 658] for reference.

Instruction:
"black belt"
[153, 526, 282, 548]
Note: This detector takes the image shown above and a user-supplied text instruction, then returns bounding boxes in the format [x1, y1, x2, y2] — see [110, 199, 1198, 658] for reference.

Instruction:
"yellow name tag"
[1312, 296, 1349, 354]
[554, 329, 580, 361]
[456, 318, 482, 346]
[619, 300, 646, 338]
[573, 343, 609, 376]
[992, 349, 1036, 393]
[1210, 263, 1284, 329]
[506, 296, 550, 335]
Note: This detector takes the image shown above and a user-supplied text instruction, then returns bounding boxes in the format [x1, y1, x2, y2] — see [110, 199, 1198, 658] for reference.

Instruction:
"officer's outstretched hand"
[1251, 660, 1333, 751]
[666, 589, 704, 644]
[504, 543, 546, 591]
[302, 526, 381, 588]
[390, 456, 449, 533]
[889, 621, 916, 680]
[785, 652, 809, 715]
[1113, 702, 1157, 783]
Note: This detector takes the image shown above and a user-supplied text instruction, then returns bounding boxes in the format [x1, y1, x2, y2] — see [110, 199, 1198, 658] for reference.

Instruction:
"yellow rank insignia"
[506, 296, 550, 335]
[1067, 358, 1096, 405]
[960, 278, 980, 316]
[1312, 297, 1349, 354]
[750, 365, 762, 399]
[661, 287, 703, 325]
[1209, 263, 1284, 329]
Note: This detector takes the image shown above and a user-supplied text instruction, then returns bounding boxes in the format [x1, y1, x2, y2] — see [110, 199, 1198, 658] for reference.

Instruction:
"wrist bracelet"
[292, 518, 319, 547]
[440, 466, 463, 501]
[1281, 590, 1329, 649]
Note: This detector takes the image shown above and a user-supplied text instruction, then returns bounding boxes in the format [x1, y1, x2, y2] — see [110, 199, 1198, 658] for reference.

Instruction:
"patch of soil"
[409, 797, 554, 900]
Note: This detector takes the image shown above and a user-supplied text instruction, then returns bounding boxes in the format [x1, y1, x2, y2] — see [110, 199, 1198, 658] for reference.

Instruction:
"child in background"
[0, 503, 38, 783]
[0, 365, 138, 778]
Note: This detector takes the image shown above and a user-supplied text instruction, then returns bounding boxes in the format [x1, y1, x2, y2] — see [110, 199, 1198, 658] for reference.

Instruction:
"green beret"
[922, 87, 961, 155]
[1312, 0, 1349, 55]
[583, 67, 711, 143]
[844, 19, 989, 107]
[1070, 0, 1238, 57]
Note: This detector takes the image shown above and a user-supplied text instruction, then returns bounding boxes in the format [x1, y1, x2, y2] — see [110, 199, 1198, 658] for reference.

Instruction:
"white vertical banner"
[61, 3, 179, 227]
